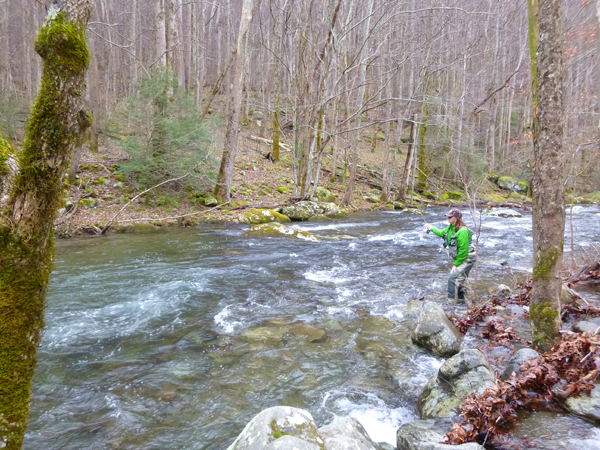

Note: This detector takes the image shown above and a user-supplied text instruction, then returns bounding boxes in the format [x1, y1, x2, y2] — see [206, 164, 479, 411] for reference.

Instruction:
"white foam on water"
[383, 307, 404, 320]
[368, 235, 395, 242]
[304, 267, 351, 284]
[325, 306, 356, 318]
[333, 396, 416, 446]
[299, 222, 377, 232]
[290, 253, 299, 257]
[348, 242, 358, 249]
[335, 287, 353, 300]
[214, 305, 243, 334]
[483, 239, 499, 247]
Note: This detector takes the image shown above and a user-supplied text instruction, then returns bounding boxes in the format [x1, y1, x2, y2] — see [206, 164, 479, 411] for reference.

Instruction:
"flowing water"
[24, 206, 600, 449]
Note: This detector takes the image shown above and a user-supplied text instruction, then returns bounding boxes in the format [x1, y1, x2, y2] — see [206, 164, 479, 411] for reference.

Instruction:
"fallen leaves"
[444, 333, 600, 446]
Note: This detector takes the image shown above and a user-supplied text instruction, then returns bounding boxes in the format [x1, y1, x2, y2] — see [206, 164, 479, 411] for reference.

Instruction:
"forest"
[0, 0, 599, 449]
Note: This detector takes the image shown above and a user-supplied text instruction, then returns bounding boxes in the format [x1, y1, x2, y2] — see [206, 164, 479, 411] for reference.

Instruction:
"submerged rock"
[417, 349, 496, 419]
[244, 223, 318, 241]
[397, 419, 484, 450]
[226, 406, 325, 450]
[411, 301, 463, 357]
[289, 325, 327, 342]
[563, 382, 600, 423]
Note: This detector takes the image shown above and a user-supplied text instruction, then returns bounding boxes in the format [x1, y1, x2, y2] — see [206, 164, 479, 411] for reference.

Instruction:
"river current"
[24, 206, 600, 449]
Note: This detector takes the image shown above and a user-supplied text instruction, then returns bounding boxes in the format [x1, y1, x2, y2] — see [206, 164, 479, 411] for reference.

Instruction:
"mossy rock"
[240, 209, 291, 225]
[582, 191, 600, 203]
[278, 186, 290, 194]
[114, 173, 126, 182]
[516, 180, 529, 193]
[79, 198, 98, 208]
[497, 176, 516, 190]
[364, 194, 380, 203]
[383, 204, 395, 210]
[391, 201, 404, 210]
[314, 186, 335, 203]
[244, 222, 318, 241]
[116, 223, 164, 233]
[481, 192, 507, 203]
[448, 191, 466, 201]
[488, 172, 499, 183]
[230, 200, 249, 208]
[421, 190, 436, 200]
[204, 196, 218, 207]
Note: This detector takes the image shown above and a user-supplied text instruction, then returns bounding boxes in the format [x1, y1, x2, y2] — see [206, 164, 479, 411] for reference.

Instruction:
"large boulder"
[497, 176, 516, 190]
[280, 201, 323, 220]
[244, 223, 318, 242]
[240, 209, 291, 225]
[280, 201, 343, 220]
[500, 348, 540, 381]
[411, 301, 463, 357]
[318, 418, 384, 450]
[396, 419, 484, 450]
[563, 382, 600, 423]
[227, 406, 325, 450]
[417, 349, 496, 419]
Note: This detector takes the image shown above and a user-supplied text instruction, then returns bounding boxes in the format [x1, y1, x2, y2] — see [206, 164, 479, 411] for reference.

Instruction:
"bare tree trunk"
[529, 0, 565, 351]
[214, 0, 260, 202]
[342, 0, 374, 206]
[398, 114, 418, 203]
[0, 2, 93, 448]
[156, 0, 167, 66]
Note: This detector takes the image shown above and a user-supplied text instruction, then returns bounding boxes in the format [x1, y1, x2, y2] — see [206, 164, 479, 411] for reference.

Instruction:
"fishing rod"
[414, 204, 430, 234]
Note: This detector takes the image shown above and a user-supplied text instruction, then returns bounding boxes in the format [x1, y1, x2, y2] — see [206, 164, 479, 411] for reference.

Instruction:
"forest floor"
[55, 137, 508, 236]
[55, 123, 591, 237]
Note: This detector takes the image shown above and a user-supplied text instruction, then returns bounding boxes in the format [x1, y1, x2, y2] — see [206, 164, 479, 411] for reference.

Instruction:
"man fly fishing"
[425, 209, 476, 304]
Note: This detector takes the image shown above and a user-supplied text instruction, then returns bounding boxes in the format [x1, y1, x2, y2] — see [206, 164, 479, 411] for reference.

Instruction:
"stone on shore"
[396, 419, 484, 450]
[411, 301, 463, 357]
[318, 418, 384, 450]
[417, 349, 496, 419]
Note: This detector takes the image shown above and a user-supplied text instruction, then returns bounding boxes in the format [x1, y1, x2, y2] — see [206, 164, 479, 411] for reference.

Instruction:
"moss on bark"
[0, 3, 92, 448]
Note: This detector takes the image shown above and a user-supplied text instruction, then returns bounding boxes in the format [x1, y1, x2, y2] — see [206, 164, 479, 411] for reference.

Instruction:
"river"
[24, 206, 600, 449]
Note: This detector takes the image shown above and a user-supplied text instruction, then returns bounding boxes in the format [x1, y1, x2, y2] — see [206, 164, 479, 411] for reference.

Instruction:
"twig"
[101, 167, 199, 234]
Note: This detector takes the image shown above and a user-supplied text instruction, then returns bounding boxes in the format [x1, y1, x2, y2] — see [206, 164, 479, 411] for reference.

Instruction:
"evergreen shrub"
[110, 68, 215, 188]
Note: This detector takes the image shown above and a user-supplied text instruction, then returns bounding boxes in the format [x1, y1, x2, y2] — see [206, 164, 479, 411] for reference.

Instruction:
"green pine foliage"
[111, 68, 214, 188]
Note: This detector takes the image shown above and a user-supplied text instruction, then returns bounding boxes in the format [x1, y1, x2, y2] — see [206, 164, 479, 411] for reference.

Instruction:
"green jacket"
[430, 224, 473, 266]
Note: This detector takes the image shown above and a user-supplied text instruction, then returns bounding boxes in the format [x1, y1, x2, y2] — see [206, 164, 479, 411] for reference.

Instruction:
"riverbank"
[55, 136, 560, 237]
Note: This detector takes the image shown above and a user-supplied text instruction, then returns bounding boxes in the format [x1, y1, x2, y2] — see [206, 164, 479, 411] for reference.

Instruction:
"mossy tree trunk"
[0, 1, 92, 448]
[529, 0, 564, 351]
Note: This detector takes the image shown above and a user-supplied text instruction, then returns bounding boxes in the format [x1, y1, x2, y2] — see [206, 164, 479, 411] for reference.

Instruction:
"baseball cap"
[445, 208, 462, 219]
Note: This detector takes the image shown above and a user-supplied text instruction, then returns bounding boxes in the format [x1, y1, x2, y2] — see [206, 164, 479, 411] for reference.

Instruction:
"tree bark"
[398, 114, 418, 203]
[529, 0, 564, 351]
[214, 0, 260, 202]
[0, 2, 93, 448]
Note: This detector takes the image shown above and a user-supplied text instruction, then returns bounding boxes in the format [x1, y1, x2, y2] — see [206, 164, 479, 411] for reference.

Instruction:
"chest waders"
[443, 228, 476, 304]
